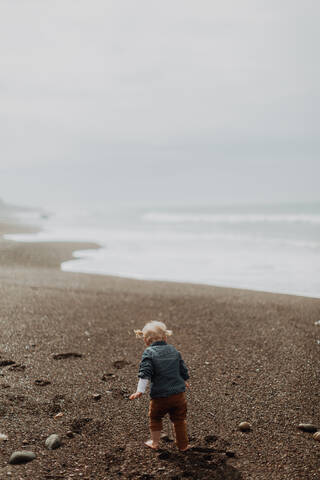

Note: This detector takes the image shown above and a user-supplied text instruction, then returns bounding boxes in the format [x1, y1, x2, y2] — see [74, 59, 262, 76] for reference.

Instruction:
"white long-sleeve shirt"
[137, 377, 150, 393]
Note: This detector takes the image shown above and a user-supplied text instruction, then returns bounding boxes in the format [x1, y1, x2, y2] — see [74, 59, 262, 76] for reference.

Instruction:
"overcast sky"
[0, 0, 319, 209]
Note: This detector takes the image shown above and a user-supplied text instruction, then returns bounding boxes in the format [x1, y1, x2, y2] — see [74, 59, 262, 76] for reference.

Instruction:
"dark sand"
[0, 221, 320, 479]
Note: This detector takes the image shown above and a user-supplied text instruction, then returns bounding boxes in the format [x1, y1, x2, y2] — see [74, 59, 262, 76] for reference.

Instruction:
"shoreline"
[0, 218, 319, 479]
[3, 221, 320, 302]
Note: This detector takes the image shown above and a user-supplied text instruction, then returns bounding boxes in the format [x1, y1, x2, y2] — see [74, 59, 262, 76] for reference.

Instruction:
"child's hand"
[129, 391, 143, 400]
[185, 381, 190, 388]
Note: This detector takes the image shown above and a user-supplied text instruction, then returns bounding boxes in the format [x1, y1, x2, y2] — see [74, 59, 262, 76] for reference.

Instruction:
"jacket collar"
[151, 340, 167, 346]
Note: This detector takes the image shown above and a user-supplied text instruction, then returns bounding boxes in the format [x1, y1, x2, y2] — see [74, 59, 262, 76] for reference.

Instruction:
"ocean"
[5, 202, 320, 298]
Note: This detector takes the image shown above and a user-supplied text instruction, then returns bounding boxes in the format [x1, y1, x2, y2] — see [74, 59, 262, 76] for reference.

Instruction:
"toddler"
[129, 321, 190, 451]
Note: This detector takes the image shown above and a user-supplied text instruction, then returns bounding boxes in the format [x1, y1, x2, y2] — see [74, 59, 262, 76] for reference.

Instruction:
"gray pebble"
[239, 421, 251, 431]
[9, 451, 36, 464]
[45, 434, 61, 450]
[298, 423, 318, 433]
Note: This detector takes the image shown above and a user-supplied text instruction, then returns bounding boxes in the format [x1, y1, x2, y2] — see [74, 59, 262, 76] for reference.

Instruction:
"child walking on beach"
[129, 321, 190, 451]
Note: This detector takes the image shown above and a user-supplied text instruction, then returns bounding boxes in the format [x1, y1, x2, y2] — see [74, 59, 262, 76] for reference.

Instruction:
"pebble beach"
[0, 219, 320, 479]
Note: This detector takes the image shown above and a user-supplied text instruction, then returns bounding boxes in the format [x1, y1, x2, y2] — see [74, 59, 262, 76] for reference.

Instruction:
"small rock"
[102, 373, 116, 381]
[0, 433, 8, 441]
[45, 434, 61, 450]
[22, 440, 28, 445]
[92, 394, 101, 401]
[54, 412, 64, 419]
[239, 422, 251, 431]
[66, 431, 74, 438]
[313, 432, 320, 441]
[298, 423, 318, 433]
[9, 451, 36, 464]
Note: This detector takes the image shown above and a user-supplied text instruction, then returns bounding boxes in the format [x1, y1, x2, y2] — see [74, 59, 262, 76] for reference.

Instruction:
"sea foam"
[4, 204, 320, 298]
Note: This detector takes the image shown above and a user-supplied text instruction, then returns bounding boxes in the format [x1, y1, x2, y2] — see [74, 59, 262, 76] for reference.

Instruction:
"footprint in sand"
[8, 364, 26, 371]
[112, 360, 130, 369]
[7, 394, 25, 403]
[71, 417, 92, 434]
[111, 387, 129, 399]
[0, 360, 15, 367]
[53, 352, 83, 360]
[48, 394, 66, 415]
[34, 379, 51, 386]
[204, 434, 218, 443]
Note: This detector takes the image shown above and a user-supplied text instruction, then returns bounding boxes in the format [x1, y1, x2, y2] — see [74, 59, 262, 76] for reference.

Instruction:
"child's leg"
[147, 398, 168, 449]
[173, 420, 189, 451]
[169, 393, 189, 451]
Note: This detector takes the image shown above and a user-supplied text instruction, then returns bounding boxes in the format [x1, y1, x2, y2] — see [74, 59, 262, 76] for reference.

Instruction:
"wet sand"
[0, 221, 319, 479]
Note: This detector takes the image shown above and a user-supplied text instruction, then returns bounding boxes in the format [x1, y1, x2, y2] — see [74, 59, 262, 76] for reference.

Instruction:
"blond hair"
[134, 321, 173, 344]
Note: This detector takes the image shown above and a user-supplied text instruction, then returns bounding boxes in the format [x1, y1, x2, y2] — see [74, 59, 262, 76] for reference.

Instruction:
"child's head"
[134, 321, 173, 346]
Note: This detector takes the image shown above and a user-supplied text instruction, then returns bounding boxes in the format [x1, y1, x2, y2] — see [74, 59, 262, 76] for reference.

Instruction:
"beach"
[0, 220, 320, 479]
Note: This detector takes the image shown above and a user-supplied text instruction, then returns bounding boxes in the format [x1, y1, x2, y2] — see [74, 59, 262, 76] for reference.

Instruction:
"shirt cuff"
[137, 378, 150, 393]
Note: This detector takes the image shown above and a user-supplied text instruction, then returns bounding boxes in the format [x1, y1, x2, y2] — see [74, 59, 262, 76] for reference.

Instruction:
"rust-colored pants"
[149, 392, 188, 450]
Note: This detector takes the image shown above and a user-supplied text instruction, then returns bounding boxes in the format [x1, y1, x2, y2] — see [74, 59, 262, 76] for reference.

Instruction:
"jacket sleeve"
[138, 349, 154, 379]
[179, 352, 190, 380]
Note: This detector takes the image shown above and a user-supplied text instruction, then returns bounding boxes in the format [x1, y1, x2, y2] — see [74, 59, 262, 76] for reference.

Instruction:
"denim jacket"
[138, 341, 189, 398]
